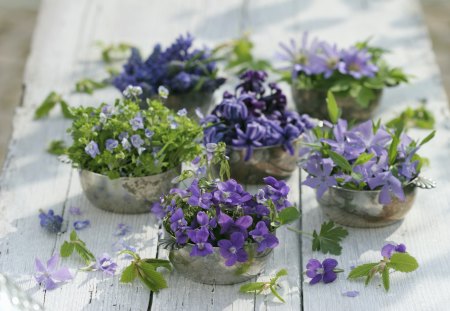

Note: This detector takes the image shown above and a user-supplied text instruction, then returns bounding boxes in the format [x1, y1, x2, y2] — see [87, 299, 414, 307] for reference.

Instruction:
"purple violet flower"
[85, 141, 100, 158]
[170, 208, 187, 232]
[39, 209, 63, 233]
[306, 258, 339, 285]
[94, 253, 117, 276]
[381, 243, 406, 258]
[218, 232, 248, 266]
[105, 139, 119, 152]
[249, 221, 279, 252]
[218, 213, 253, 236]
[188, 227, 213, 257]
[187, 179, 213, 209]
[73, 220, 90, 231]
[214, 179, 252, 205]
[35, 254, 73, 290]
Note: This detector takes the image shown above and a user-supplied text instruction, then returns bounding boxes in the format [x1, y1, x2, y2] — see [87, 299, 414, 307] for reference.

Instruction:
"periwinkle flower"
[348, 120, 391, 155]
[305, 258, 340, 285]
[85, 141, 100, 159]
[188, 227, 213, 257]
[105, 139, 119, 152]
[39, 209, 63, 233]
[249, 221, 279, 252]
[130, 115, 144, 131]
[218, 232, 248, 266]
[338, 47, 378, 79]
[303, 157, 337, 198]
[94, 253, 117, 276]
[73, 220, 90, 231]
[130, 134, 144, 149]
[367, 171, 405, 204]
[381, 243, 406, 259]
[35, 254, 73, 290]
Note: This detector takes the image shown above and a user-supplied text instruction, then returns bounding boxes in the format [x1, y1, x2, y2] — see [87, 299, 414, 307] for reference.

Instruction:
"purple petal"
[342, 290, 359, 298]
[35, 258, 46, 273]
[395, 243, 406, 253]
[322, 271, 337, 283]
[74, 220, 90, 230]
[51, 268, 73, 282]
[309, 274, 323, 285]
[306, 259, 321, 270]
[322, 258, 338, 271]
[42, 277, 58, 290]
[381, 244, 396, 258]
[46, 254, 59, 271]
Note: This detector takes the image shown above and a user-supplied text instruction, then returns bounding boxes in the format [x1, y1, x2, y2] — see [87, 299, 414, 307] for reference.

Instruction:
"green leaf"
[356, 87, 375, 108]
[277, 207, 300, 225]
[59, 100, 74, 119]
[326, 91, 340, 124]
[34, 92, 59, 119]
[388, 253, 419, 272]
[328, 150, 353, 173]
[74, 244, 95, 265]
[47, 140, 67, 156]
[75, 78, 108, 94]
[382, 268, 390, 291]
[70, 230, 77, 241]
[353, 153, 374, 167]
[60, 241, 74, 257]
[348, 263, 378, 279]
[143, 258, 173, 272]
[270, 286, 285, 303]
[275, 268, 288, 279]
[239, 282, 266, 293]
[312, 221, 349, 255]
[388, 134, 400, 165]
[138, 262, 168, 292]
[120, 263, 137, 283]
[419, 130, 435, 146]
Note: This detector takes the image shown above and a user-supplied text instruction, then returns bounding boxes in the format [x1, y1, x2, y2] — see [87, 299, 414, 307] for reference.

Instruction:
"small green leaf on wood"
[382, 268, 390, 291]
[277, 207, 300, 225]
[120, 263, 137, 283]
[312, 221, 349, 255]
[47, 140, 67, 156]
[388, 253, 419, 272]
[60, 241, 74, 257]
[348, 263, 378, 279]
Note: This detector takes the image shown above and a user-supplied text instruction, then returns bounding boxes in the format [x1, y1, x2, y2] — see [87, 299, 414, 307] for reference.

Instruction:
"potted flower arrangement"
[152, 149, 299, 284]
[202, 70, 314, 184]
[278, 33, 409, 121]
[301, 93, 435, 227]
[66, 87, 203, 214]
[112, 33, 225, 117]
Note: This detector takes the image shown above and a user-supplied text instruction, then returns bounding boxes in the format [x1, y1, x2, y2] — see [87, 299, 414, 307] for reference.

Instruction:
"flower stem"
[287, 227, 313, 237]
[333, 268, 345, 273]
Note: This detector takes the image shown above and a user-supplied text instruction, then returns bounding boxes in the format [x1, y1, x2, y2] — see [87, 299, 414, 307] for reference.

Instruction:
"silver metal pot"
[228, 137, 301, 184]
[317, 184, 417, 228]
[168, 243, 273, 285]
[79, 167, 180, 214]
[291, 88, 382, 122]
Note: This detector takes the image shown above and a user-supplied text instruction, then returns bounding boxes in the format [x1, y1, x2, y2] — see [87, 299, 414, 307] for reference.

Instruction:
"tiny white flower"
[123, 85, 143, 98]
[158, 85, 169, 99]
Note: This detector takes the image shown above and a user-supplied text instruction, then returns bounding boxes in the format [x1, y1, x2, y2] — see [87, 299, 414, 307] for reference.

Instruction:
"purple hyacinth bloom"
[381, 243, 406, 258]
[303, 157, 337, 198]
[236, 70, 268, 95]
[39, 209, 63, 233]
[188, 227, 213, 257]
[35, 254, 73, 290]
[367, 171, 405, 204]
[249, 221, 279, 252]
[338, 47, 378, 79]
[232, 121, 266, 161]
[170, 208, 187, 232]
[218, 232, 248, 266]
[114, 223, 131, 236]
[213, 95, 249, 122]
[130, 115, 144, 131]
[130, 134, 144, 149]
[85, 141, 100, 159]
[105, 139, 119, 152]
[306, 258, 339, 285]
[73, 220, 90, 230]
[94, 253, 117, 276]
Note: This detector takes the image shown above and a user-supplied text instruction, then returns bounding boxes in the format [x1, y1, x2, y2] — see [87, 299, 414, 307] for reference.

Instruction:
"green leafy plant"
[348, 252, 418, 291]
[120, 250, 172, 292]
[213, 34, 273, 74]
[96, 41, 134, 63]
[239, 269, 288, 303]
[386, 103, 435, 131]
[66, 96, 203, 179]
[34, 92, 74, 120]
[75, 78, 109, 95]
[47, 140, 67, 155]
[288, 221, 348, 255]
[60, 230, 95, 265]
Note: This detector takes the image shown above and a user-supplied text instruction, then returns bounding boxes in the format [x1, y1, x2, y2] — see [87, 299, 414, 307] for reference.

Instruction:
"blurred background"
[0, 0, 449, 167]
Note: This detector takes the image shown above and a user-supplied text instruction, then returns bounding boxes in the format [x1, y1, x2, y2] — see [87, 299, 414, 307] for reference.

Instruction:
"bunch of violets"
[278, 33, 409, 107]
[202, 70, 314, 161]
[113, 33, 225, 99]
[152, 176, 293, 266]
[302, 118, 432, 204]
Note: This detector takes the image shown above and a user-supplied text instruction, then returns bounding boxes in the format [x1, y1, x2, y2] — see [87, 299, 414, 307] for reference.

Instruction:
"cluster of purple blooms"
[203, 70, 314, 160]
[113, 34, 225, 98]
[302, 119, 423, 204]
[152, 176, 292, 266]
[278, 33, 378, 80]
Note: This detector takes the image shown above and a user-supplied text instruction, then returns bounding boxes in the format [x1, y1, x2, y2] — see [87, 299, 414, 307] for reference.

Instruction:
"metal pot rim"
[330, 183, 414, 194]
[79, 165, 180, 181]
[228, 133, 304, 152]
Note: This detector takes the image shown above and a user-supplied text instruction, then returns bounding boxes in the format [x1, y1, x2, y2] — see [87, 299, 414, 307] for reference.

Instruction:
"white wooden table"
[1, 0, 450, 310]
